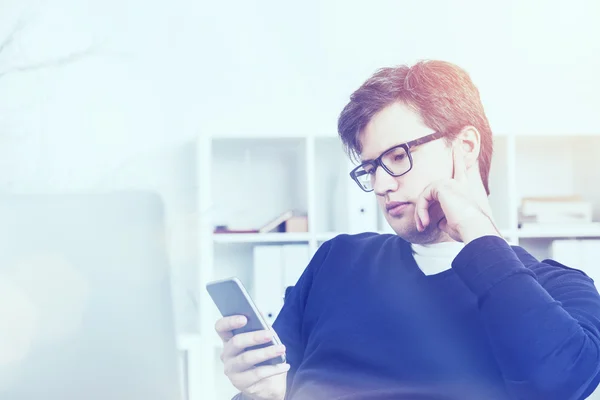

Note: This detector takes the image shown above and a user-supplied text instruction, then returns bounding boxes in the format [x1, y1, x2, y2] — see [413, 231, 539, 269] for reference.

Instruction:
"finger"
[452, 146, 467, 182]
[414, 188, 431, 231]
[223, 329, 274, 360]
[415, 182, 441, 230]
[414, 209, 423, 232]
[428, 201, 445, 230]
[231, 363, 290, 391]
[215, 315, 247, 342]
[226, 344, 286, 373]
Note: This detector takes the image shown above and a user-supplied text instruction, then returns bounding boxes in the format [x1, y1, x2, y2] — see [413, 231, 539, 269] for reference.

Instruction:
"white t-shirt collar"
[411, 241, 465, 276]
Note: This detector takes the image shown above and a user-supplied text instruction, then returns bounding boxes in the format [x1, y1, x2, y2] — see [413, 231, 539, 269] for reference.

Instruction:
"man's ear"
[454, 126, 481, 170]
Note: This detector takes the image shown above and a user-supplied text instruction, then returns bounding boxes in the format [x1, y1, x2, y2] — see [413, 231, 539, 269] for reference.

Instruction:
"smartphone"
[206, 277, 285, 366]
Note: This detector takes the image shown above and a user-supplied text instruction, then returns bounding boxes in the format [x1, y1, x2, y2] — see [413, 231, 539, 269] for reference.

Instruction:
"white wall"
[1, 0, 600, 330]
[194, 0, 600, 136]
[0, 0, 207, 331]
[3, 0, 600, 187]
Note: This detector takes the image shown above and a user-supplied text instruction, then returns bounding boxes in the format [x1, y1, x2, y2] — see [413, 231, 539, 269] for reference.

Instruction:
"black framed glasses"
[349, 131, 445, 192]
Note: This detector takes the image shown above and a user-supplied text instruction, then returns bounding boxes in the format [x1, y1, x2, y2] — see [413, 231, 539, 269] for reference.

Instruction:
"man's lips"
[386, 201, 411, 216]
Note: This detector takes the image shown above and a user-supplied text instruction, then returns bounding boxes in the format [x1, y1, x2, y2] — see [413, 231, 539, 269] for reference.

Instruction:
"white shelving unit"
[190, 131, 600, 399]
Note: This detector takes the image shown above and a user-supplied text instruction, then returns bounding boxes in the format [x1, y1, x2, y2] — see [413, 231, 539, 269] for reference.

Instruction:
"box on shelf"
[259, 210, 308, 233]
[519, 196, 593, 225]
[284, 215, 308, 233]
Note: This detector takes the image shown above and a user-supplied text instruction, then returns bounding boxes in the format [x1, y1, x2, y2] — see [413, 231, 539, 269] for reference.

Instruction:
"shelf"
[213, 232, 311, 243]
[518, 225, 600, 239]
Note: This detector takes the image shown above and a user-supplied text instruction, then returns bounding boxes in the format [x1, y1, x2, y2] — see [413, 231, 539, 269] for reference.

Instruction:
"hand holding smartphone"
[208, 277, 289, 400]
[207, 277, 286, 366]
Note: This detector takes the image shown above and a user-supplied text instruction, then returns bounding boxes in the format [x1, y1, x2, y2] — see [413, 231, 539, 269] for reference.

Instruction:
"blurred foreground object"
[0, 191, 182, 400]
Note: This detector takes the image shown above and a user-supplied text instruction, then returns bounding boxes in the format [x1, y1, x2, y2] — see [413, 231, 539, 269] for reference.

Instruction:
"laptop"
[0, 192, 182, 400]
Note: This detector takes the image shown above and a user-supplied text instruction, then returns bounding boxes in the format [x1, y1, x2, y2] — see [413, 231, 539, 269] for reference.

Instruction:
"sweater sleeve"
[452, 235, 600, 400]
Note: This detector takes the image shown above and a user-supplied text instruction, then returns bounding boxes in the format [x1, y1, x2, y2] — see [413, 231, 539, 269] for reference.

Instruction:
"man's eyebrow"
[360, 142, 407, 163]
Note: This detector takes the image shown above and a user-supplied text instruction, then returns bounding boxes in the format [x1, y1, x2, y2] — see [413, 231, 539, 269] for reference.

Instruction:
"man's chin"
[387, 220, 418, 240]
[388, 221, 442, 244]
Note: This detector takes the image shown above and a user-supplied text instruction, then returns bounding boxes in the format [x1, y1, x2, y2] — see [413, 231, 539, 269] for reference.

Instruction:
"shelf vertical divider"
[306, 135, 318, 255]
[506, 133, 519, 244]
[195, 134, 216, 400]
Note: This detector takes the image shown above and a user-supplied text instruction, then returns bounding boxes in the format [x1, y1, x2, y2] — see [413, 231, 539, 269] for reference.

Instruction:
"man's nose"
[373, 166, 399, 196]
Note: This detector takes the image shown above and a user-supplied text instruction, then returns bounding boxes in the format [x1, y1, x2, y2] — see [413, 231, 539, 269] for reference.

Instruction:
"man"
[215, 60, 600, 399]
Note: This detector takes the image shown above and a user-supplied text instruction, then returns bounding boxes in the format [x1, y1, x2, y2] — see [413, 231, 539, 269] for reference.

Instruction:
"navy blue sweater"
[269, 234, 600, 400]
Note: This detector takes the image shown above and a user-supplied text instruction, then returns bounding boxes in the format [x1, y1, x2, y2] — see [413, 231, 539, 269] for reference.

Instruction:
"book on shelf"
[213, 226, 259, 234]
[213, 210, 309, 235]
[259, 210, 294, 233]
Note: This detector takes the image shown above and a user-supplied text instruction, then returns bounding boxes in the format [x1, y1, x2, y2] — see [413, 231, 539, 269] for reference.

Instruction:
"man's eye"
[394, 154, 406, 161]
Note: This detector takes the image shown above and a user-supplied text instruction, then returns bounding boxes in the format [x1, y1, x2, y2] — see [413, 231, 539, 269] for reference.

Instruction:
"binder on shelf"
[552, 239, 600, 287]
[551, 240, 584, 269]
[253, 246, 284, 325]
[282, 244, 310, 289]
[582, 241, 600, 285]
[251, 244, 311, 325]
[347, 192, 378, 233]
[333, 159, 378, 234]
